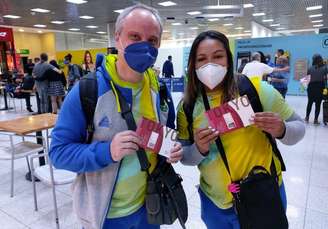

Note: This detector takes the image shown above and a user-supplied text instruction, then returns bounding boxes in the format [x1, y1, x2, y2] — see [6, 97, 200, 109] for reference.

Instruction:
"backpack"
[183, 75, 286, 171]
[79, 71, 171, 144]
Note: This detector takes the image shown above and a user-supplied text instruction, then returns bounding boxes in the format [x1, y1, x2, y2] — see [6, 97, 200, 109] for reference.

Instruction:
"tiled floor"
[0, 93, 327, 229]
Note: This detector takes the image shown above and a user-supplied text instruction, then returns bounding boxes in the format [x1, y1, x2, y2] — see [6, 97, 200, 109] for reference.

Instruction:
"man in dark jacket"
[14, 67, 35, 112]
[162, 55, 174, 78]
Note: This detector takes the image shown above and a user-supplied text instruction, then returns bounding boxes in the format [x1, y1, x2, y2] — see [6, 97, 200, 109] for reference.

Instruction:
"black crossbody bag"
[200, 85, 288, 229]
[114, 83, 188, 229]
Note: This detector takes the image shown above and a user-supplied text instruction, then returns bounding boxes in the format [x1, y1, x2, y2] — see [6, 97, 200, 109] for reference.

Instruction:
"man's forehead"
[122, 9, 160, 32]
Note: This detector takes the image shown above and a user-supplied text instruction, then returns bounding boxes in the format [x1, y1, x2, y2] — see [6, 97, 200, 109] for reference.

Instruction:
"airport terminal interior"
[0, 0, 327, 229]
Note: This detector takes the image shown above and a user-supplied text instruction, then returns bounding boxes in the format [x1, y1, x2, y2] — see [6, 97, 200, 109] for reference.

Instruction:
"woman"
[82, 50, 95, 74]
[46, 60, 65, 114]
[305, 54, 328, 124]
[177, 31, 305, 229]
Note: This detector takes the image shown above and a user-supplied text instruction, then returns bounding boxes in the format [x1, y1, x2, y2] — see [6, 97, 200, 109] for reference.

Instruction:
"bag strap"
[111, 83, 151, 172]
[237, 75, 286, 171]
[79, 72, 98, 144]
[200, 85, 232, 176]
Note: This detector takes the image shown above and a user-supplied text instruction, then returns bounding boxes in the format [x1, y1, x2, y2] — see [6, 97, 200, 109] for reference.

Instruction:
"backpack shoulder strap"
[79, 71, 98, 143]
[182, 100, 195, 143]
[237, 75, 286, 171]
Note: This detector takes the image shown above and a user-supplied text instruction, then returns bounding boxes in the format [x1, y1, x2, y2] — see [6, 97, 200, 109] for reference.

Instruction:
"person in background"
[305, 54, 328, 124]
[33, 53, 60, 113]
[45, 60, 66, 114]
[242, 52, 289, 80]
[26, 59, 35, 73]
[49, 4, 180, 229]
[64, 53, 82, 92]
[265, 54, 275, 67]
[162, 55, 174, 78]
[237, 58, 248, 73]
[258, 51, 267, 64]
[13, 67, 35, 112]
[34, 57, 40, 65]
[271, 57, 289, 98]
[82, 50, 95, 74]
[177, 30, 305, 229]
[107, 47, 118, 55]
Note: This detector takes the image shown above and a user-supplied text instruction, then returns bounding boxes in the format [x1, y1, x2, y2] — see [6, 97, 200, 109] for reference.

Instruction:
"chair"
[30, 152, 76, 229]
[0, 132, 45, 197]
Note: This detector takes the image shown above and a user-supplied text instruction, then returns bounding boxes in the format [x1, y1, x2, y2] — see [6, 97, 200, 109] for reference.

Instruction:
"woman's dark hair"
[257, 51, 266, 64]
[184, 30, 238, 108]
[312, 54, 324, 68]
[84, 50, 93, 64]
[49, 60, 59, 69]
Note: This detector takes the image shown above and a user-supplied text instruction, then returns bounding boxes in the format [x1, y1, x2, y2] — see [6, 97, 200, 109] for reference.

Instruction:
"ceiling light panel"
[158, 1, 177, 7]
[306, 5, 322, 11]
[34, 24, 46, 28]
[253, 12, 265, 16]
[243, 4, 254, 8]
[187, 11, 201, 15]
[3, 15, 21, 19]
[66, 0, 88, 4]
[79, 15, 94, 19]
[51, 21, 65, 24]
[31, 8, 50, 13]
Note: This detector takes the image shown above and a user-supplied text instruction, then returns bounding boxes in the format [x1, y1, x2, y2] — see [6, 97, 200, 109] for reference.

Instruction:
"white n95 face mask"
[196, 63, 227, 90]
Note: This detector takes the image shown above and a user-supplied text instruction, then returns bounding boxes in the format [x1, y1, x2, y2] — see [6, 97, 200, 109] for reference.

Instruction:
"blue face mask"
[64, 60, 69, 65]
[123, 41, 158, 74]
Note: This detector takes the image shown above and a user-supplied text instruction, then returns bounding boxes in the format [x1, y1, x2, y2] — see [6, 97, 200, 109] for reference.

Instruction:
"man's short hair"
[115, 3, 163, 36]
[251, 52, 261, 61]
[34, 57, 40, 63]
[168, 55, 172, 60]
[40, 53, 48, 62]
[277, 49, 284, 55]
[65, 53, 72, 61]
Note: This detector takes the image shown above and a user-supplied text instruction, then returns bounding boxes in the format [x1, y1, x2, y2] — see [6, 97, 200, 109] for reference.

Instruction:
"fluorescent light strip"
[223, 23, 233, 26]
[66, 0, 88, 4]
[253, 12, 265, 16]
[270, 24, 281, 27]
[163, 30, 169, 33]
[158, 1, 176, 7]
[190, 27, 199, 30]
[79, 15, 94, 19]
[51, 21, 65, 24]
[171, 22, 182, 25]
[96, 31, 106, 34]
[86, 25, 98, 29]
[276, 28, 286, 30]
[187, 11, 201, 15]
[114, 9, 124, 13]
[311, 20, 323, 23]
[31, 8, 50, 13]
[313, 24, 324, 27]
[243, 4, 254, 8]
[37, 30, 43, 33]
[208, 18, 219, 22]
[3, 15, 21, 19]
[235, 27, 244, 30]
[306, 5, 322, 11]
[262, 19, 274, 22]
[244, 30, 251, 33]
[309, 14, 323, 18]
[18, 29, 24, 32]
[34, 24, 46, 28]
[68, 28, 80, 31]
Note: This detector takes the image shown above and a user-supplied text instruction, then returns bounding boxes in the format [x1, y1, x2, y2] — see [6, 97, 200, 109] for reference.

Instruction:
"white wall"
[251, 21, 277, 38]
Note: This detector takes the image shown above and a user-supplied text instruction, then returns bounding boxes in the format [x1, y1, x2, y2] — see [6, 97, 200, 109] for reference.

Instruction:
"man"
[50, 4, 182, 229]
[14, 67, 35, 112]
[265, 54, 275, 67]
[32, 53, 59, 113]
[271, 56, 290, 98]
[107, 47, 118, 55]
[162, 55, 174, 78]
[64, 53, 82, 92]
[242, 52, 289, 80]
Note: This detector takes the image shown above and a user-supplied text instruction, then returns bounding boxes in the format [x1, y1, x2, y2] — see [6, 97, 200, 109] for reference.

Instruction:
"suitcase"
[323, 100, 328, 126]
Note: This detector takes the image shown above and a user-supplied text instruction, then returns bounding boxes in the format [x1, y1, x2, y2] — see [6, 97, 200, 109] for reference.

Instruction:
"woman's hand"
[167, 142, 183, 163]
[194, 127, 219, 155]
[252, 112, 286, 138]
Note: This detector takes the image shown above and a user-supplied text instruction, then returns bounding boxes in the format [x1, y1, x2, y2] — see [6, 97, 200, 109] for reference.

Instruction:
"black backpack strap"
[200, 85, 232, 177]
[79, 72, 98, 144]
[237, 75, 286, 171]
[182, 101, 195, 144]
[110, 82, 151, 171]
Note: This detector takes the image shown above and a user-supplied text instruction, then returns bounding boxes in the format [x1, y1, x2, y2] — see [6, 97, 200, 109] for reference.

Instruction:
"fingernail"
[215, 131, 219, 134]
[212, 128, 216, 132]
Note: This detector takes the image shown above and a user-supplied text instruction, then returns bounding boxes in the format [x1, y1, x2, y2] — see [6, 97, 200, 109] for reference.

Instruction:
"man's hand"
[110, 130, 140, 161]
[194, 127, 219, 155]
[167, 142, 183, 163]
[252, 112, 285, 138]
